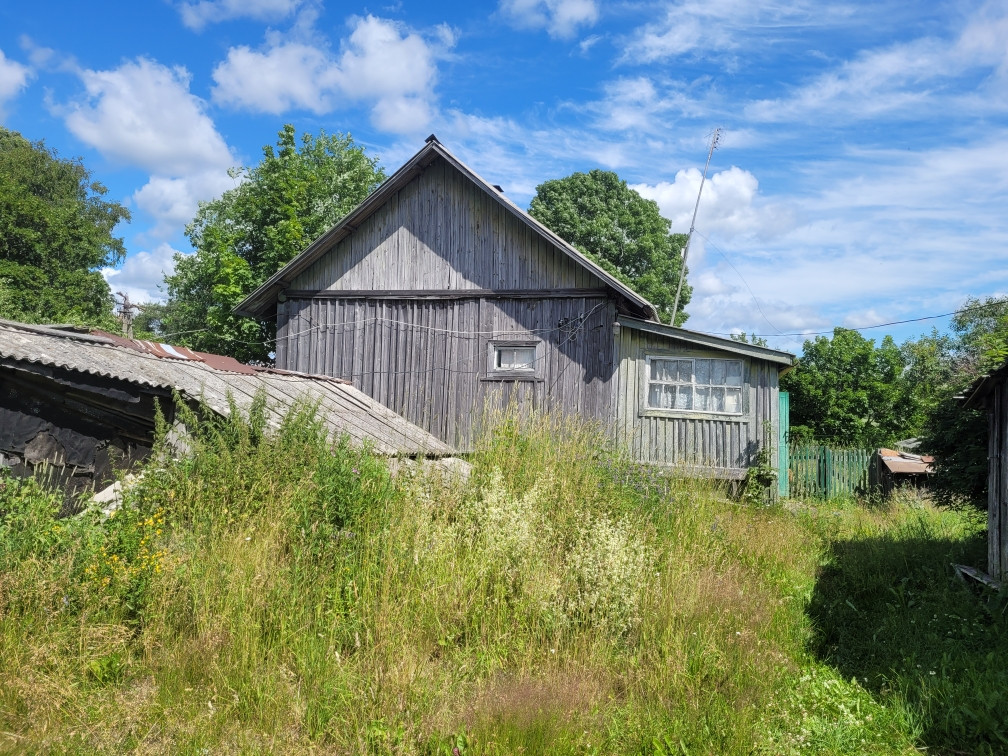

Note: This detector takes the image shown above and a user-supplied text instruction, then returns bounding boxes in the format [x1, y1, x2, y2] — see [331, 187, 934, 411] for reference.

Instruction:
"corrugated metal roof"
[235, 135, 660, 321]
[877, 448, 934, 475]
[0, 320, 452, 457]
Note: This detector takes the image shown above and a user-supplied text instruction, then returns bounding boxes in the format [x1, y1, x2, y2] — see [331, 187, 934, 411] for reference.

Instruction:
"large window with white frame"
[646, 356, 744, 414]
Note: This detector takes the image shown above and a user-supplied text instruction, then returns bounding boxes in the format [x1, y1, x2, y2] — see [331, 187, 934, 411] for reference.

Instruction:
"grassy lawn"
[0, 406, 1004, 754]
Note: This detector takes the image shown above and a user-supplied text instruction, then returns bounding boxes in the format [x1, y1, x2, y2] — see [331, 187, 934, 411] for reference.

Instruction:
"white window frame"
[643, 355, 745, 417]
[486, 339, 543, 381]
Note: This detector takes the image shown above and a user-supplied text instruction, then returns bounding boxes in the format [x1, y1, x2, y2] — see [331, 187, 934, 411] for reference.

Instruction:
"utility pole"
[671, 128, 720, 325]
[115, 291, 139, 338]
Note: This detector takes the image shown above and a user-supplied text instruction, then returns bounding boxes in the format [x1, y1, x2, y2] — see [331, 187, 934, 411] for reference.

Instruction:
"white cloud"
[102, 243, 181, 304]
[64, 58, 234, 175]
[620, 0, 852, 64]
[178, 0, 304, 31]
[633, 166, 795, 239]
[746, 5, 1008, 124]
[132, 171, 238, 239]
[0, 48, 32, 116]
[498, 0, 599, 39]
[61, 58, 235, 240]
[211, 15, 449, 133]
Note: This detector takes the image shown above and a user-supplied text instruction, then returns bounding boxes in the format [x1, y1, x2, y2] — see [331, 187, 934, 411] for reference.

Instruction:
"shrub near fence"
[789, 444, 872, 500]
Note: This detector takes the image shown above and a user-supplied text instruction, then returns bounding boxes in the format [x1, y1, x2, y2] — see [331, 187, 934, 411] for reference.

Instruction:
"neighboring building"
[869, 448, 935, 497]
[962, 360, 1008, 582]
[0, 319, 450, 504]
[236, 136, 793, 480]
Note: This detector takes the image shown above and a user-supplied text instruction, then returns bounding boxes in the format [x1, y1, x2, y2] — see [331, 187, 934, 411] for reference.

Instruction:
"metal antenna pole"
[671, 128, 720, 324]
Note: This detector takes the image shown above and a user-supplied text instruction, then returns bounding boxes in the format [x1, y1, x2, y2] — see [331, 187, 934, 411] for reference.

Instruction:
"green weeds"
[0, 402, 1000, 753]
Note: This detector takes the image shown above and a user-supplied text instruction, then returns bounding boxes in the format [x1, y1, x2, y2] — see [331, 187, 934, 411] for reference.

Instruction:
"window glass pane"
[724, 387, 742, 413]
[651, 358, 673, 381]
[695, 386, 710, 411]
[649, 384, 674, 409]
[726, 360, 743, 386]
[711, 386, 725, 412]
[677, 360, 693, 383]
[497, 346, 535, 370]
[675, 386, 693, 410]
[711, 359, 727, 385]
[694, 358, 710, 385]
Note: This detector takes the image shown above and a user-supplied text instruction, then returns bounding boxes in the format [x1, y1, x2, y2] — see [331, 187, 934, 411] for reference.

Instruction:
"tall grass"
[0, 401, 996, 753]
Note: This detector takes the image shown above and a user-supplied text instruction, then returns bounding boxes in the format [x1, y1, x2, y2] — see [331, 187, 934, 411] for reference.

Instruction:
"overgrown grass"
[0, 403, 1001, 753]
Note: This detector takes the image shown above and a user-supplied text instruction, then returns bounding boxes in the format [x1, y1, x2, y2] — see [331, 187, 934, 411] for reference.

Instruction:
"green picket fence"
[788, 444, 872, 500]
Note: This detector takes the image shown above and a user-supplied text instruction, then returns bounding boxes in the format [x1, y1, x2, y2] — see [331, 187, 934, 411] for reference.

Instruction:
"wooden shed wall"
[277, 295, 615, 448]
[288, 156, 605, 294]
[987, 379, 1008, 581]
[611, 324, 779, 476]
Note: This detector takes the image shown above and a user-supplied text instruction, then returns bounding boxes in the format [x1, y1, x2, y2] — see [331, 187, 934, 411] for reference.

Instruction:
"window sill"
[482, 373, 544, 382]
[639, 408, 747, 421]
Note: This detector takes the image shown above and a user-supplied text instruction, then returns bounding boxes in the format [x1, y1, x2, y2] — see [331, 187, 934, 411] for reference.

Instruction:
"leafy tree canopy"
[0, 127, 129, 325]
[782, 328, 916, 449]
[163, 125, 384, 363]
[528, 169, 691, 325]
[918, 296, 1008, 507]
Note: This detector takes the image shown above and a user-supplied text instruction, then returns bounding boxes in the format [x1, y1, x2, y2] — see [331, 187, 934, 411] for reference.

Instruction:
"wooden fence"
[788, 445, 872, 500]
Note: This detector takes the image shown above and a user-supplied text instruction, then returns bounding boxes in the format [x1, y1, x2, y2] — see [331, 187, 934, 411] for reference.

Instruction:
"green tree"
[528, 170, 691, 325]
[782, 328, 913, 449]
[164, 125, 384, 363]
[730, 332, 769, 347]
[918, 297, 1008, 507]
[0, 127, 129, 325]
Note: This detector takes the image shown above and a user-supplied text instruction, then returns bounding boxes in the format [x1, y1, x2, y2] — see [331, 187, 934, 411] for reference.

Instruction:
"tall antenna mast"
[671, 127, 720, 324]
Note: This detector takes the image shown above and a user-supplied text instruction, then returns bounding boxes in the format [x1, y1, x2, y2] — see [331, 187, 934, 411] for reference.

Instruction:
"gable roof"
[235, 135, 659, 321]
[0, 319, 452, 456]
[617, 315, 794, 368]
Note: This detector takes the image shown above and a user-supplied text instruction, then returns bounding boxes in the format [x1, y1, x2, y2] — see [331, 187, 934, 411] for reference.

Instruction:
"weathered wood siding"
[287, 156, 604, 293]
[611, 324, 779, 476]
[987, 377, 1008, 580]
[277, 295, 615, 448]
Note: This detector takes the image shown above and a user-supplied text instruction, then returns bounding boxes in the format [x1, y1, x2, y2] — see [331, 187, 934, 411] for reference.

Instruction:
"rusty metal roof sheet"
[0, 319, 452, 457]
[877, 448, 934, 475]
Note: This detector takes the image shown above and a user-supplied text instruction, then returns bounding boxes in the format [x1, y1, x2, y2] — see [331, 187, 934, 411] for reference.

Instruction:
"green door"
[778, 391, 790, 498]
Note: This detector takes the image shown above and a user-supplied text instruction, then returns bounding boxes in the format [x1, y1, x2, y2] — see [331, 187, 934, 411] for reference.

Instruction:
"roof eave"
[617, 315, 795, 367]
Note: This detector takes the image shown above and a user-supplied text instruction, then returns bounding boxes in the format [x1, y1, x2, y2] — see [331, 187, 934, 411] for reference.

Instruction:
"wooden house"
[236, 136, 793, 480]
[963, 360, 1008, 582]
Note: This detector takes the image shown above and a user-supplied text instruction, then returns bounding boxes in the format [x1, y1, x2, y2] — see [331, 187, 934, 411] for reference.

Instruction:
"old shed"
[237, 136, 794, 480]
[0, 319, 451, 501]
[962, 359, 1008, 582]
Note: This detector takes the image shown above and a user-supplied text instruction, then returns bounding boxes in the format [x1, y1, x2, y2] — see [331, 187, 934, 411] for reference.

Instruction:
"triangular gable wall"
[287, 155, 607, 295]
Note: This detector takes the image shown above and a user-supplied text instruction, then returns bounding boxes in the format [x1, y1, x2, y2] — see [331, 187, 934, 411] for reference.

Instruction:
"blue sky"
[1, 0, 1006, 352]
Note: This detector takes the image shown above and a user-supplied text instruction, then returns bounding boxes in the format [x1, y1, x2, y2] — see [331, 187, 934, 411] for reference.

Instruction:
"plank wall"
[611, 324, 780, 476]
[277, 295, 615, 448]
[288, 156, 603, 293]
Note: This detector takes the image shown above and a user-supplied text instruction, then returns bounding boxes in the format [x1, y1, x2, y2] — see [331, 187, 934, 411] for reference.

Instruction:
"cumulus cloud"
[178, 0, 304, 31]
[60, 58, 236, 241]
[211, 15, 450, 133]
[64, 58, 234, 175]
[132, 171, 238, 239]
[633, 166, 795, 239]
[0, 48, 32, 116]
[101, 243, 181, 304]
[498, 0, 599, 39]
